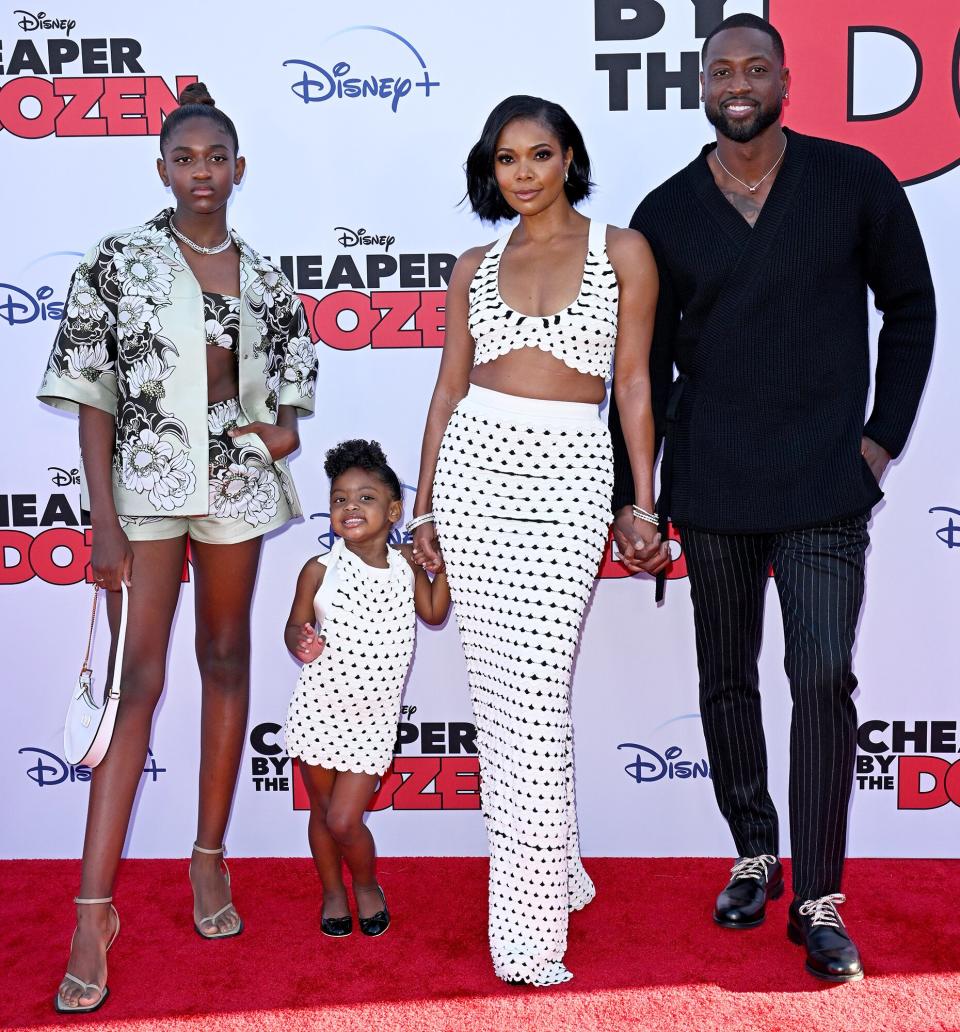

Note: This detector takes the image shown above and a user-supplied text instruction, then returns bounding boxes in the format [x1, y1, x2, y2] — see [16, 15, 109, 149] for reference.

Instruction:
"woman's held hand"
[412, 522, 444, 575]
[612, 506, 671, 576]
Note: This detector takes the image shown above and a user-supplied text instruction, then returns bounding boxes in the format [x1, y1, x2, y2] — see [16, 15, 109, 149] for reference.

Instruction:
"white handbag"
[64, 581, 128, 768]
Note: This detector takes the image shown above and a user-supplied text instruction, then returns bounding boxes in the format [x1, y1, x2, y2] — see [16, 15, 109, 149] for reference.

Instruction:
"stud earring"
[783, 90, 790, 99]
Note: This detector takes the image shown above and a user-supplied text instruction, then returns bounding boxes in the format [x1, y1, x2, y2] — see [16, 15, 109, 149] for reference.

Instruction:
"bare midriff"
[470, 347, 606, 404]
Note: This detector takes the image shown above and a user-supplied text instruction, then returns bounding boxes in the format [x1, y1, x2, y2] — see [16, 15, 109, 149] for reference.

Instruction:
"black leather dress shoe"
[714, 854, 784, 928]
[358, 885, 390, 937]
[788, 894, 863, 982]
[320, 914, 353, 937]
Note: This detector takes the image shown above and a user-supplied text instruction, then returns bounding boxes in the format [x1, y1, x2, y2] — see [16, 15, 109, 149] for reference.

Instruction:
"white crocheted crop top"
[468, 220, 618, 379]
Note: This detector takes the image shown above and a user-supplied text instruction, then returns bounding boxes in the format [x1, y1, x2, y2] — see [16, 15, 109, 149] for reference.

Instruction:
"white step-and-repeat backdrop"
[2, 1, 957, 859]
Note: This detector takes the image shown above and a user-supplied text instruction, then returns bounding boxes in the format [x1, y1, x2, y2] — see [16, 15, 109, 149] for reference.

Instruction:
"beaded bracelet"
[632, 505, 659, 526]
[405, 512, 435, 534]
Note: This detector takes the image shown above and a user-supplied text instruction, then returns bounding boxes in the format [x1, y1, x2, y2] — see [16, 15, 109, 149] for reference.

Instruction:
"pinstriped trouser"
[681, 517, 869, 900]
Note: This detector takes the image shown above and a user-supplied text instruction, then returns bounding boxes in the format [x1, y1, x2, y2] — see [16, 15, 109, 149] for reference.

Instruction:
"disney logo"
[49, 466, 80, 486]
[20, 747, 90, 786]
[617, 743, 711, 783]
[930, 507, 960, 549]
[19, 746, 165, 786]
[283, 26, 438, 114]
[0, 284, 63, 326]
[14, 9, 75, 33]
[336, 227, 395, 251]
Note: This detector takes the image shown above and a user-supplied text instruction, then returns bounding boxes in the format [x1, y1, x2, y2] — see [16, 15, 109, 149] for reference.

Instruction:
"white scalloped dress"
[431, 221, 618, 987]
[285, 538, 415, 776]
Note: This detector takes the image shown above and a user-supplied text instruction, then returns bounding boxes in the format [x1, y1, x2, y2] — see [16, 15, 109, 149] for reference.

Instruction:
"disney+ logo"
[0, 284, 63, 325]
[14, 9, 76, 33]
[19, 746, 165, 786]
[284, 25, 439, 113]
[929, 507, 960, 549]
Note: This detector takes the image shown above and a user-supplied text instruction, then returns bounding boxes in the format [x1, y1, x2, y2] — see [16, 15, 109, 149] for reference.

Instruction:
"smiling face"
[493, 117, 573, 217]
[156, 116, 245, 216]
[701, 27, 788, 143]
[329, 466, 402, 545]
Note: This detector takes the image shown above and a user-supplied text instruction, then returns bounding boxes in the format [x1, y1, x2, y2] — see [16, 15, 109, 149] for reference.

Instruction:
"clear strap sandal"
[53, 896, 120, 1014]
[189, 843, 244, 939]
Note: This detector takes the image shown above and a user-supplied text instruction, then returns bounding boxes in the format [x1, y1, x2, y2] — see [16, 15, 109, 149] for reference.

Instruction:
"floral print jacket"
[37, 209, 317, 518]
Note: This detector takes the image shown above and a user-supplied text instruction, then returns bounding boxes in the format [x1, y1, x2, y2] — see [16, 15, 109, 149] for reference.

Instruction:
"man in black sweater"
[610, 14, 935, 983]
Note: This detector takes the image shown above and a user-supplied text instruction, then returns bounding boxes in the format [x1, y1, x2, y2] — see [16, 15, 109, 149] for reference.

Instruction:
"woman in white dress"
[411, 95, 670, 985]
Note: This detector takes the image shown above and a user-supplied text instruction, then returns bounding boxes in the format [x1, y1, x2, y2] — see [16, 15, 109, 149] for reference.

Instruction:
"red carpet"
[2, 857, 958, 1031]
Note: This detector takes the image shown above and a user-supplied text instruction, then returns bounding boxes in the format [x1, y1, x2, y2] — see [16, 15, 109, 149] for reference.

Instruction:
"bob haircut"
[465, 95, 593, 224]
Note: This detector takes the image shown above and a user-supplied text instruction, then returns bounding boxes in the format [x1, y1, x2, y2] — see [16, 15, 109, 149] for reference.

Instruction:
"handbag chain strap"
[80, 584, 100, 675]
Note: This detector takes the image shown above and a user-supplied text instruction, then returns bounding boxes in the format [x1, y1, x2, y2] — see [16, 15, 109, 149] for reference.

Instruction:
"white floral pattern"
[112, 246, 176, 298]
[209, 462, 281, 525]
[116, 295, 160, 339]
[66, 280, 108, 323]
[119, 428, 196, 511]
[40, 209, 316, 518]
[282, 337, 316, 392]
[127, 352, 174, 400]
[65, 341, 113, 382]
[207, 398, 242, 435]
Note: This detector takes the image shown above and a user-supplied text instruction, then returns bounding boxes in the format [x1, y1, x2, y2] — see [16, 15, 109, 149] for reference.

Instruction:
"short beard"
[705, 96, 783, 143]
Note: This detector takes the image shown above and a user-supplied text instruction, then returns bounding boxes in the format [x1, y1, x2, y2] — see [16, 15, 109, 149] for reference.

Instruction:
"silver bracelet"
[405, 512, 435, 534]
[632, 505, 659, 526]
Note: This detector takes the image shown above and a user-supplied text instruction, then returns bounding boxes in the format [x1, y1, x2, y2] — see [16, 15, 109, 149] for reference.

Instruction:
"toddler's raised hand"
[295, 623, 325, 663]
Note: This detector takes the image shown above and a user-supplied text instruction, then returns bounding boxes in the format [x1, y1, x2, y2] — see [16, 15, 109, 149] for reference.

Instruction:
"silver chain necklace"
[169, 217, 233, 255]
[714, 137, 787, 194]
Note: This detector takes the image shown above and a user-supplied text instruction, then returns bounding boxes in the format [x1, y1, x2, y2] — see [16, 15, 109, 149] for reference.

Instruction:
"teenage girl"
[284, 439, 449, 936]
[39, 82, 316, 1013]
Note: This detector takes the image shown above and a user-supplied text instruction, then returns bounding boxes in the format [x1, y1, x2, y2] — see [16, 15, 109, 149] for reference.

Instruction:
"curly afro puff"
[324, 439, 402, 501]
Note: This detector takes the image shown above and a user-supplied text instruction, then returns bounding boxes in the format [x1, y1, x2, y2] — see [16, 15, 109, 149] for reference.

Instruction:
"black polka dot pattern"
[285, 540, 415, 776]
[433, 388, 614, 985]
[469, 220, 618, 380]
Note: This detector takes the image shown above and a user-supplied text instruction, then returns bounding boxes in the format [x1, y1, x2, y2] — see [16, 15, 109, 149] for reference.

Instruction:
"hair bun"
[179, 81, 216, 107]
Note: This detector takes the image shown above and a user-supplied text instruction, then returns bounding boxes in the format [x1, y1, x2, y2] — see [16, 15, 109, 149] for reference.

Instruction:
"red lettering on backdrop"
[767, 0, 960, 183]
[0, 75, 195, 139]
[371, 291, 423, 348]
[53, 77, 106, 136]
[0, 76, 61, 138]
[0, 531, 35, 585]
[98, 77, 148, 135]
[896, 755, 960, 809]
[297, 291, 447, 350]
[0, 528, 192, 585]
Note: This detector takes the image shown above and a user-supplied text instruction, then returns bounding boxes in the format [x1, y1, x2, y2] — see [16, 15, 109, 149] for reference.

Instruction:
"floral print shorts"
[119, 398, 293, 544]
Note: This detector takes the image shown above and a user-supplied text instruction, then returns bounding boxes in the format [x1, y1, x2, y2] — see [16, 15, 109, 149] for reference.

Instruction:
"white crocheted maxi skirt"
[433, 385, 614, 986]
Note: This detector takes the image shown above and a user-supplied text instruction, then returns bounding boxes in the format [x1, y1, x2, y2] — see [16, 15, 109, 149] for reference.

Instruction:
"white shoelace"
[798, 893, 847, 928]
[730, 854, 777, 883]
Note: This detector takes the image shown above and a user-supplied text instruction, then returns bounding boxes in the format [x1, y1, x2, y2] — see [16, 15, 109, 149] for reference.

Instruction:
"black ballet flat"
[320, 914, 353, 938]
[358, 885, 390, 937]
